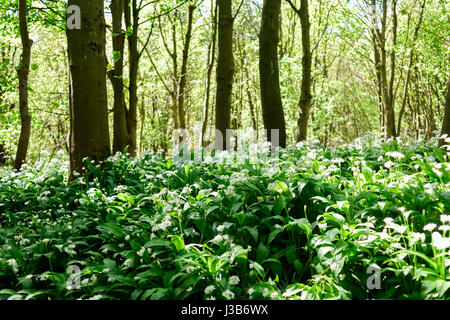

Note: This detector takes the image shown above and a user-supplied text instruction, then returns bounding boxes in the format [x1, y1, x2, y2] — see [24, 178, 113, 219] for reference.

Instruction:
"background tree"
[0, 0, 447, 166]
[109, 0, 129, 154]
[286, 0, 313, 142]
[14, 0, 32, 170]
[201, 0, 218, 147]
[259, 0, 286, 148]
[215, 0, 234, 151]
[177, 2, 197, 131]
[67, 0, 111, 179]
[440, 78, 450, 147]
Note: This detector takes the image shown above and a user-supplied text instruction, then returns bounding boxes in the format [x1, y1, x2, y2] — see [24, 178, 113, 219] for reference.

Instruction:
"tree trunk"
[398, 0, 425, 134]
[386, 0, 398, 138]
[292, 0, 312, 142]
[371, 0, 396, 139]
[439, 78, 450, 147]
[177, 4, 196, 130]
[14, 0, 32, 171]
[259, 0, 286, 148]
[202, 0, 218, 147]
[125, 0, 139, 156]
[215, 0, 234, 151]
[109, 0, 130, 155]
[67, 0, 111, 180]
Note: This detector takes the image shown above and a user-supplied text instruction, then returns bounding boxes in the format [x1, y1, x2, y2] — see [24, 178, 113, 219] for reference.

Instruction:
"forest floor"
[0, 135, 449, 300]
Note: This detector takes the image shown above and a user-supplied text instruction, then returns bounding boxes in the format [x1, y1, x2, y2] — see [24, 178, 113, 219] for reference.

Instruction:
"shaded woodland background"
[0, 0, 448, 173]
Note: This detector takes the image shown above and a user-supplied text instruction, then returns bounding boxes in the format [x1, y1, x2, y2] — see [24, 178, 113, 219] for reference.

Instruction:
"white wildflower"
[440, 215, 450, 224]
[7, 259, 19, 273]
[229, 275, 240, 286]
[423, 223, 437, 232]
[386, 151, 405, 159]
[330, 262, 339, 271]
[186, 266, 195, 273]
[222, 289, 235, 300]
[388, 224, 407, 234]
[409, 232, 425, 245]
[204, 285, 215, 295]
[122, 258, 134, 269]
[384, 161, 395, 169]
[391, 243, 403, 249]
[137, 247, 146, 257]
[431, 232, 450, 250]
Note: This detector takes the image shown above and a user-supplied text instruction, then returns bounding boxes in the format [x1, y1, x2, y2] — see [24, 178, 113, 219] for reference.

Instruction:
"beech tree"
[109, 0, 129, 155]
[215, 0, 234, 151]
[201, 0, 218, 147]
[66, 0, 111, 179]
[259, 0, 286, 148]
[177, 2, 196, 130]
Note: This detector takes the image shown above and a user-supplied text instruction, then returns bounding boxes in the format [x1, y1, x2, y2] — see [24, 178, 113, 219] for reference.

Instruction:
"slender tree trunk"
[386, 0, 398, 138]
[15, 0, 32, 170]
[297, 0, 312, 142]
[288, 0, 312, 142]
[178, 4, 196, 130]
[67, 0, 111, 180]
[139, 93, 146, 154]
[398, 0, 425, 134]
[215, 0, 234, 151]
[247, 88, 257, 133]
[202, 0, 218, 147]
[439, 78, 450, 147]
[125, 0, 139, 156]
[168, 16, 179, 129]
[259, 0, 286, 148]
[109, 0, 129, 154]
[372, 0, 396, 139]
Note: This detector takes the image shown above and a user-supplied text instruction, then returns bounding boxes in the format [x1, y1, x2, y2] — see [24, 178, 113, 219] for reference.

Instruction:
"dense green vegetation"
[0, 0, 449, 302]
[1, 135, 449, 300]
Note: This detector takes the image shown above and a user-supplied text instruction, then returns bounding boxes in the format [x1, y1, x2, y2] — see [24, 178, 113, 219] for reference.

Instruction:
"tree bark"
[215, 0, 234, 151]
[387, 0, 398, 138]
[287, 0, 312, 142]
[398, 0, 425, 134]
[371, 0, 396, 139]
[67, 0, 111, 180]
[14, 0, 32, 170]
[259, 0, 286, 148]
[124, 0, 139, 156]
[201, 0, 218, 147]
[439, 78, 450, 147]
[177, 4, 196, 130]
[109, 0, 130, 155]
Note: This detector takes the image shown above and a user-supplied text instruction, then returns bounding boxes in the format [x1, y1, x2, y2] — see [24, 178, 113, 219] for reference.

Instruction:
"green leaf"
[170, 235, 185, 252]
[242, 226, 258, 243]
